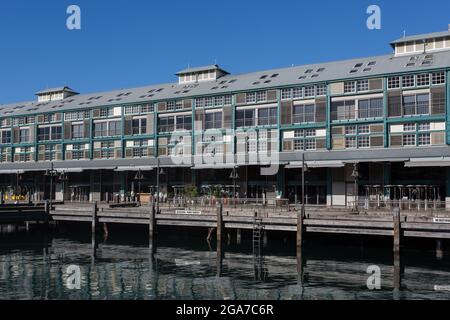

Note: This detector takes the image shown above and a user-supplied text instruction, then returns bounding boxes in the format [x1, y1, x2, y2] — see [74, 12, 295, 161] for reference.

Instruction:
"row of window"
[387, 72, 445, 89]
[331, 97, 383, 121]
[235, 107, 278, 128]
[281, 84, 327, 100]
[124, 104, 154, 115]
[158, 115, 192, 133]
[195, 95, 233, 108]
[343, 80, 371, 94]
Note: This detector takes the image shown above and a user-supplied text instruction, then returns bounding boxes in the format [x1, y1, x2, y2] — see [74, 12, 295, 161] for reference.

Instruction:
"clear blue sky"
[0, 0, 449, 104]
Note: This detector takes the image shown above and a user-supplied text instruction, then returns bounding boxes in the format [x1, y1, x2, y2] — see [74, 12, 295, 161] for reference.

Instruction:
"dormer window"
[36, 86, 78, 102]
[391, 27, 450, 56]
[176, 65, 230, 84]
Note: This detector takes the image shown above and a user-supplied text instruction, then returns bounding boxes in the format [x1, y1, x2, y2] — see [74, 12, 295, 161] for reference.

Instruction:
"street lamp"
[229, 167, 239, 208]
[134, 169, 144, 206]
[156, 158, 165, 214]
[351, 163, 360, 213]
[44, 163, 58, 209]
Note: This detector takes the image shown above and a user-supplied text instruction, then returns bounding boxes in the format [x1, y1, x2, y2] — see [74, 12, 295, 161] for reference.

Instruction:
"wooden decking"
[0, 204, 48, 224]
[48, 203, 450, 239]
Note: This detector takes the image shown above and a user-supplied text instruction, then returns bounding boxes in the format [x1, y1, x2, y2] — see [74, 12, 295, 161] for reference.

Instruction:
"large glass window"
[108, 121, 122, 136]
[132, 118, 147, 135]
[258, 108, 278, 126]
[331, 100, 356, 121]
[72, 124, 85, 139]
[94, 122, 108, 137]
[158, 117, 175, 133]
[358, 98, 383, 118]
[19, 129, 30, 143]
[38, 126, 61, 141]
[236, 110, 256, 127]
[176, 115, 192, 131]
[293, 104, 315, 124]
[1, 131, 11, 144]
[205, 112, 222, 130]
[403, 94, 429, 116]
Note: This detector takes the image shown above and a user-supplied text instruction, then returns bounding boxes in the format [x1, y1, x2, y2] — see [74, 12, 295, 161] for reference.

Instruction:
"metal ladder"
[252, 217, 263, 256]
[252, 217, 267, 281]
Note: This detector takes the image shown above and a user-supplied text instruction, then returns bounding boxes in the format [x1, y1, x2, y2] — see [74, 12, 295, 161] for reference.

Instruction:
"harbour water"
[0, 226, 449, 300]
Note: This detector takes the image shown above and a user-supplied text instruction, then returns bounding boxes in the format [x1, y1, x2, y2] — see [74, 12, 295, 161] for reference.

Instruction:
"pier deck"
[47, 203, 450, 239]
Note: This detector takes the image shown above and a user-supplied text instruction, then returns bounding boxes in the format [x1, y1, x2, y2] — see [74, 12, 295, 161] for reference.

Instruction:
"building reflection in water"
[0, 234, 449, 300]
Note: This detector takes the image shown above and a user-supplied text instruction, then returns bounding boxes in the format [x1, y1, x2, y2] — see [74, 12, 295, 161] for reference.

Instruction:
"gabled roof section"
[176, 64, 229, 76]
[391, 30, 450, 47]
[35, 86, 79, 95]
[1, 50, 450, 118]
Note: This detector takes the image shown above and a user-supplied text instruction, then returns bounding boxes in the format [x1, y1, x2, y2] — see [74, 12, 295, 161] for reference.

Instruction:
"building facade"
[1, 28, 450, 207]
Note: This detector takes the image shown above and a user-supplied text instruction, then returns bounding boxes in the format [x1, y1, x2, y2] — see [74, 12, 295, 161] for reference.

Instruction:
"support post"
[393, 250, 402, 300]
[297, 208, 304, 249]
[92, 202, 98, 236]
[263, 230, 268, 248]
[44, 200, 50, 226]
[236, 229, 242, 245]
[393, 207, 401, 254]
[216, 203, 223, 278]
[296, 245, 305, 292]
[217, 203, 223, 243]
[436, 239, 444, 261]
[149, 201, 156, 253]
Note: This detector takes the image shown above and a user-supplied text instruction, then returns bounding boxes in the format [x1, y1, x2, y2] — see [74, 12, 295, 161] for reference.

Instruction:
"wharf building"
[1, 27, 450, 209]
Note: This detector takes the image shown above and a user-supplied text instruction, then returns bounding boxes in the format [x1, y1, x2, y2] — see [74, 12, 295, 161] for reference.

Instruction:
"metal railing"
[158, 197, 298, 216]
[354, 197, 447, 212]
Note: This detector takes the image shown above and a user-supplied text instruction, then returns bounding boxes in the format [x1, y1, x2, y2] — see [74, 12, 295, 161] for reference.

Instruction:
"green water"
[0, 227, 449, 300]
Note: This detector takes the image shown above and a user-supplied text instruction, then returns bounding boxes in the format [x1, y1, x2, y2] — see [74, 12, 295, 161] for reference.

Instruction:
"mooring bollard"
[393, 207, 401, 254]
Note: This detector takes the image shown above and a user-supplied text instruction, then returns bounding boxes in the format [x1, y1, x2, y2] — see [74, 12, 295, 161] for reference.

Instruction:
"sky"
[0, 0, 450, 104]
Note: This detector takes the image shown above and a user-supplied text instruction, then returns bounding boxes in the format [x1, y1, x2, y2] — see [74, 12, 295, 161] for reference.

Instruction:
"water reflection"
[0, 231, 449, 300]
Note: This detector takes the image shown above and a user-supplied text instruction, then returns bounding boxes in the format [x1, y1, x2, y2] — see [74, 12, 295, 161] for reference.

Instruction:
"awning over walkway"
[405, 157, 450, 168]
[0, 170, 25, 174]
[115, 166, 154, 172]
[286, 160, 345, 169]
[193, 164, 238, 170]
[56, 168, 84, 173]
